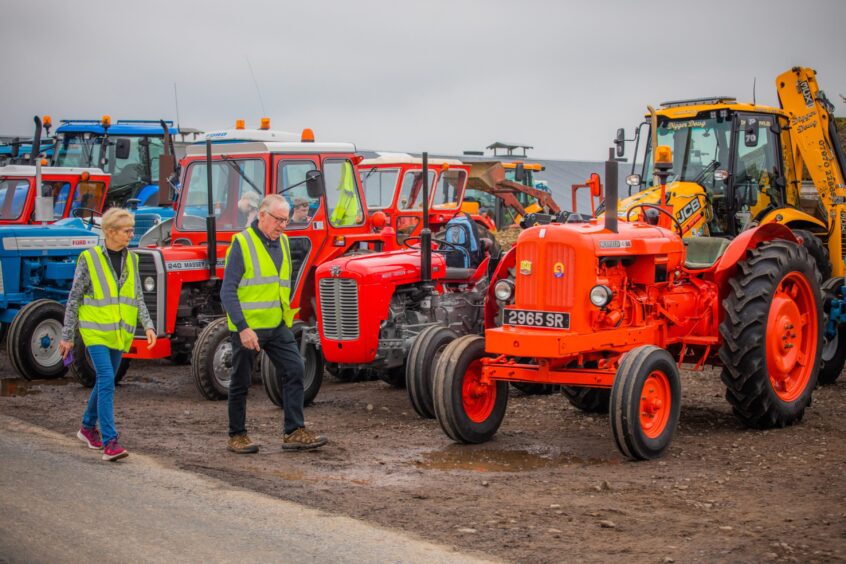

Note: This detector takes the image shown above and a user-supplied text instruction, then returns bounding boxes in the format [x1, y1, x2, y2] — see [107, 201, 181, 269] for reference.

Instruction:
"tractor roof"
[56, 120, 177, 136]
[360, 152, 464, 167]
[652, 98, 786, 119]
[0, 164, 107, 177]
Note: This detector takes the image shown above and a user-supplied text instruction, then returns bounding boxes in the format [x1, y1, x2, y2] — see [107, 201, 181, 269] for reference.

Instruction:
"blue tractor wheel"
[6, 300, 68, 380]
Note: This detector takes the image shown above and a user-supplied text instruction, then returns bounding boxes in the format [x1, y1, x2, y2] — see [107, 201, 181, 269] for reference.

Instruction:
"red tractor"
[121, 122, 395, 404]
[315, 153, 500, 415]
[433, 150, 823, 460]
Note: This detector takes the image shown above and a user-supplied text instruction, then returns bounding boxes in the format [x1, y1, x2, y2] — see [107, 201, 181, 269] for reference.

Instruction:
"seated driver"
[290, 197, 311, 224]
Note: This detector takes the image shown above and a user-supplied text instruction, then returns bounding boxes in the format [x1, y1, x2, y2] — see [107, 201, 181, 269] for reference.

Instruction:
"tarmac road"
[0, 415, 492, 564]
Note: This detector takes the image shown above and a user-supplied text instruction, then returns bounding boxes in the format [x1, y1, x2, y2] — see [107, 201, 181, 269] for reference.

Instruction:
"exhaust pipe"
[604, 148, 618, 233]
[30, 115, 42, 166]
[420, 152, 432, 284]
[205, 139, 218, 280]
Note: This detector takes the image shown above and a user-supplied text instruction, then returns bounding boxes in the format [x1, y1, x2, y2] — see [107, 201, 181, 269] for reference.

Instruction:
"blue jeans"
[81, 345, 124, 445]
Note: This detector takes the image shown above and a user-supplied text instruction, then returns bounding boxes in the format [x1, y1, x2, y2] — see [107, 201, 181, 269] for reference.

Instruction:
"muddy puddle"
[416, 446, 612, 472]
[1, 378, 70, 397]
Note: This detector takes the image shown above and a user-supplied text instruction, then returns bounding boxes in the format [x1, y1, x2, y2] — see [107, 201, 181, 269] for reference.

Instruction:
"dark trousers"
[228, 323, 305, 436]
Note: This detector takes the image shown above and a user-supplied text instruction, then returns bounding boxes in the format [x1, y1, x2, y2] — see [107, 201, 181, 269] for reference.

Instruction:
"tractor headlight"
[589, 285, 613, 307]
[143, 276, 156, 292]
[494, 279, 515, 301]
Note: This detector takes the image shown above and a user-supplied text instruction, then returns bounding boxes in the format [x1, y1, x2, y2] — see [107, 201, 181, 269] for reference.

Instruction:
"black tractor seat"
[684, 236, 730, 270]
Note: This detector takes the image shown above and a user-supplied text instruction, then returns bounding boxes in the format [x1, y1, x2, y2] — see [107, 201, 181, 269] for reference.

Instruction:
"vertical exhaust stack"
[30, 115, 42, 166]
[205, 139, 218, 280]
[604, 148, 618, 233]
[420, 152, 432, 284]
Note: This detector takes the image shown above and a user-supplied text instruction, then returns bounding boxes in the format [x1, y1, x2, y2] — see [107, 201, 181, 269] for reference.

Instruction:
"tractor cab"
[0, 164, 109, 225]
[618, 99, 806, 241]
[358, 153, 470, 242]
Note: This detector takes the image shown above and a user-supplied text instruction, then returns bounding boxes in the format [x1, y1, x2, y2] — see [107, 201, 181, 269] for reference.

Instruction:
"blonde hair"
[259, 194, 290, 214]
[102, 208, 135, 232]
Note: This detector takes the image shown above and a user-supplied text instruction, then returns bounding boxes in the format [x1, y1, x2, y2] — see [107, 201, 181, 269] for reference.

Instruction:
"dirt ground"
[2, 350, 845, 563]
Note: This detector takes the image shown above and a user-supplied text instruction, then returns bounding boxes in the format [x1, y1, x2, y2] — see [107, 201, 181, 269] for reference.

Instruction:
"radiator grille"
[319, 278, 360, 340]
[135, 251, 164, 336]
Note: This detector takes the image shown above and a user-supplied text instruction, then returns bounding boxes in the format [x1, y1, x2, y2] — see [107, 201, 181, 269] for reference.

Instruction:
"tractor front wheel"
[719, 240, 822, 428]
[406, 325, 458, 419]
[192, 318, 233, 400]
[7, 299, 67, 380]
[819, 277, 846, 385]
[262, 322, 323, 408]
[610, 345, 681, 460]
[433, 335, 508, 444]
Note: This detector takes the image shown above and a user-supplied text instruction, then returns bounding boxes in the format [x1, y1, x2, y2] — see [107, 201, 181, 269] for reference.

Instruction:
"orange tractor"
[433, 150, 823, 460]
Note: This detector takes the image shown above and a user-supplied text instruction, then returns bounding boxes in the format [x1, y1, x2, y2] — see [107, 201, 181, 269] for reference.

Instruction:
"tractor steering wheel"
[71, 207, 103, 230]
[625, 203, 683, 236]
[402, 235, 471, 265]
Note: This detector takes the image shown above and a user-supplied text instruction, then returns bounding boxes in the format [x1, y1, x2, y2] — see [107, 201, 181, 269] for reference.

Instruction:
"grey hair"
[102, 207, 134, 231]
[259, 193, 290, 214]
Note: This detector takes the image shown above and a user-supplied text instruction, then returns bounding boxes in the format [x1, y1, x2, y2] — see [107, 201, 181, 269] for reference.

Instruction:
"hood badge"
[519, 260, 532, 275]
[553, 262, 565, 278]
[330, 265, 341, 277]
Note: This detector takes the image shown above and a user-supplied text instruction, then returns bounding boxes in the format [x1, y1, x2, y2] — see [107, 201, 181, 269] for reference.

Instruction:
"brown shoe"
[227, 433, 259, 454]
[282, 427, 328, 450]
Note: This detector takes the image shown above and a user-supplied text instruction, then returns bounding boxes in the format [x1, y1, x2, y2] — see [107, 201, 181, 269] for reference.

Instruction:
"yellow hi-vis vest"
[330, 161, 361, 226]
[78, 246, 139, 352]
[226, 227, 297, 331]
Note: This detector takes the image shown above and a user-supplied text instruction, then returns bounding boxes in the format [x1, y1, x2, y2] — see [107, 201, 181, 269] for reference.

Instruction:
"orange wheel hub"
[640, 370, 671, 438]
[766, 272, 817, 402]
[461, 359, 496, 423]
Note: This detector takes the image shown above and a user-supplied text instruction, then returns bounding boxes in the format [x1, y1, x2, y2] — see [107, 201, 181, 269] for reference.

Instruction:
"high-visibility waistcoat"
[330, 161, 361, 226]
[226, 227, 297, 331]
[78, 246, 139, 352]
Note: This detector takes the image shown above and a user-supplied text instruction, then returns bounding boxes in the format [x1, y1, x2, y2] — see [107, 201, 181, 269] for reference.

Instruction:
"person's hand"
[59, 340, 73, 359]
[240, 328, 260, 351]
[145, 329, 157, 350]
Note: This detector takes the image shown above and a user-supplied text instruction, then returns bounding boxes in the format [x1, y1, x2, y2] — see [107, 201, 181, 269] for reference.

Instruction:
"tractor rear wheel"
[262, 322, 323, 408]
[433, 335, 508, 444]
[610, 345, 681, 460]
[718, 240, 822, 428]
[192, 318, 232, 400]
[7, 299, 67, 380]
[793, 229, 832, 281]
[406, 325, 458, 419]
[69, 332, 131, 387]
[819, 277, 846, 385]
[563, 386, 610, 413]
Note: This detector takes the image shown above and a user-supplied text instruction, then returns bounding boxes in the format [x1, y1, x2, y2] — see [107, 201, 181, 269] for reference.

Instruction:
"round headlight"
[143, 276, 156, 292]
[589, 285, 613, 307]
[494, 279, 514, 301]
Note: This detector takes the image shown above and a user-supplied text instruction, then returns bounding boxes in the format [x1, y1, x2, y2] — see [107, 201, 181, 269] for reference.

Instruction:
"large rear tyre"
[6, 299, 67, 380]
[192, 318, 232, 401]
[794, 229, 832, 281]
[563, 386, 610, 413]
[406, 325, 458, 419]
[610, 345, 681, 460]
[819, 277, 846, 385]
[69, 333, 131, 387]
[433, 335, 508, 444]
[719, 240, 822, 428]
[262, 322, 323, 408]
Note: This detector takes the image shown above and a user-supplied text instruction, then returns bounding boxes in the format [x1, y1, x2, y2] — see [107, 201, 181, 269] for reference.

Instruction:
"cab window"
[71, 181, 107, 214]
[397, 170, 435, 210]
[360, 166, 399, 210]
[178, 159, 265, 231]
[0, 179, 30, 220]
[432, 169, 465, 209]
[324, 159, 364, 227]
[47, 181, 72, 216]
[733, 115, 781, 230]
[277, 160, 319, 230]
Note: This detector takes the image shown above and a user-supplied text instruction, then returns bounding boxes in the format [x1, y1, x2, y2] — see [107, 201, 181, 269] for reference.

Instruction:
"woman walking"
[59, 208, 156, 461]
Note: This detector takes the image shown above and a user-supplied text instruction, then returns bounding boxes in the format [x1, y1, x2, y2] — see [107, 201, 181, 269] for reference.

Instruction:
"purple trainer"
[102, 439, 129, 462]
[77, 427, 103, 450]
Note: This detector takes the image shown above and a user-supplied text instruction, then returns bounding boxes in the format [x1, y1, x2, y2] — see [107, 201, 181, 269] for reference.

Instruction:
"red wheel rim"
[461, 359, 496, 423]
[640, 370, 671, 439]
[766, 272, 817, 402]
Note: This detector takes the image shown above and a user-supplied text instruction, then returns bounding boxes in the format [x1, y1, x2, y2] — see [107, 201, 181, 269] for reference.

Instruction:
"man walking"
[221, 194, 327, 453]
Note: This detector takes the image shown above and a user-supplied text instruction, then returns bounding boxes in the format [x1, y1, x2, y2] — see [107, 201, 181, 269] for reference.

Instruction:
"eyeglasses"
[295, 203, 309, 209]
[115, 227, 135, 234]
[265, 210, 289, 224]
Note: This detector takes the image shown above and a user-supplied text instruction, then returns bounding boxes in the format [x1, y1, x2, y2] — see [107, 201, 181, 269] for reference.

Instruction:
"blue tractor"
[52, 117, 180, 245]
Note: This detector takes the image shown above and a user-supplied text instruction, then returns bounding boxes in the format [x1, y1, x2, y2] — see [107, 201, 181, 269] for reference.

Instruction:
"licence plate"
[504, 309, 570, 329]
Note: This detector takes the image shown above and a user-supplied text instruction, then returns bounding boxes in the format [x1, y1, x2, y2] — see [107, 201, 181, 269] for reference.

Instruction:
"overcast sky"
[2, 0, 845, 161]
